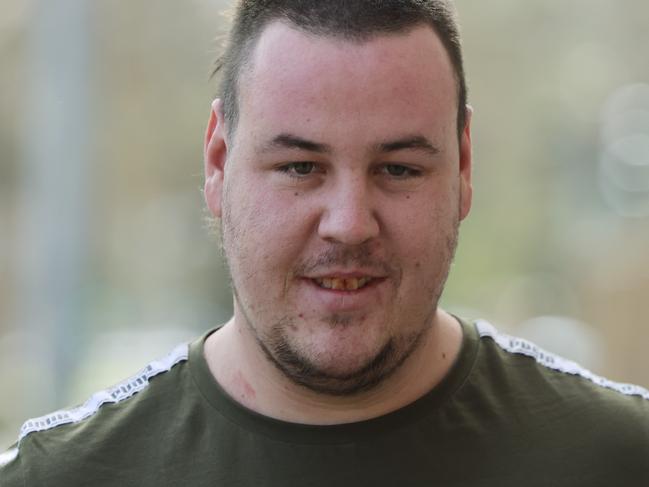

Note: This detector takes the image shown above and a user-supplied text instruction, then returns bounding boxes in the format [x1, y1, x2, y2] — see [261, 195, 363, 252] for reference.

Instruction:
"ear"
[458, 104, 473, 221]
[204, 99, 228, 218]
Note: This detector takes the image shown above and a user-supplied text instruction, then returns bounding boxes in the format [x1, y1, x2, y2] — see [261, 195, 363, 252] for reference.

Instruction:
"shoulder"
[470, 319, 649, 439]
[454, 319, 649, 479]
[0, 342, 190, 486]
[474, 319, 649, 401]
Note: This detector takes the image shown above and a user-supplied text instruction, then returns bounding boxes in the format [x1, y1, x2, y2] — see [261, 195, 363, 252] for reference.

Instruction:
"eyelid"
[274, 161, 424, 180]
[276, 161, 323, 178]
[378, 163, 424, 178]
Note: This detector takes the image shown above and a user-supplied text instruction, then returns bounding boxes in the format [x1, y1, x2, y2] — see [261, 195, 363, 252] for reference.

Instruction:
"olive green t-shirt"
[2, 319, 648, 486]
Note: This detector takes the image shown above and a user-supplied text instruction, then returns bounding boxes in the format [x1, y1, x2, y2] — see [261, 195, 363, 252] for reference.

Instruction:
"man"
[2, 1, 648, 485]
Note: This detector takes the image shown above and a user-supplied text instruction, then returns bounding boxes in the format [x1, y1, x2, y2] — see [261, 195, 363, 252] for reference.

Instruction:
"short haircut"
[213, 0, 468, 140]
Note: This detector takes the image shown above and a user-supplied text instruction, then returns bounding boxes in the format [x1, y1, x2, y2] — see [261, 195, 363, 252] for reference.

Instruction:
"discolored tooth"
[345, 278, 360, 291]
[314, 276, 374, 291]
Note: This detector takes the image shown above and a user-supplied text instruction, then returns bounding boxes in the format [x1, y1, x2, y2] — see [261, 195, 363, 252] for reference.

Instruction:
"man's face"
[204, 22, 472, 395]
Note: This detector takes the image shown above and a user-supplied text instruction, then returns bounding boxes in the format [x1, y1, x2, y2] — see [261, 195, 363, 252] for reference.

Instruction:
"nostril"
[318, 204, 380, 245]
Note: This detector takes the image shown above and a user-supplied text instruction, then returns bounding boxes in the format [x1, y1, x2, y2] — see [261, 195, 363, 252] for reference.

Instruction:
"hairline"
[223, 19, 466, 143]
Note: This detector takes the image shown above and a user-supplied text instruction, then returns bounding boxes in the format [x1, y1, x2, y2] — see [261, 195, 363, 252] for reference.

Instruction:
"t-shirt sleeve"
[0, 446, 24, 487]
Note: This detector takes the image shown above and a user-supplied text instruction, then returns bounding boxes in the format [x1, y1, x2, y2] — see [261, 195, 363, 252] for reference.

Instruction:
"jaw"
[227, 249, 448, 397]
[231, 281, 437, 396]
[257, 318, 429, 396]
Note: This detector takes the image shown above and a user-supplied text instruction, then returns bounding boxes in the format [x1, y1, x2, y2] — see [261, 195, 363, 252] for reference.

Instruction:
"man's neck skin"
[203, 309, 463, 425]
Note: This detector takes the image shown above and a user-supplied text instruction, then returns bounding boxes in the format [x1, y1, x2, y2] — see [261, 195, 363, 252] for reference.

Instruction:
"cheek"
[225, 174, 282, 230]
[386, 189, 453, 239]
[385, 191, 458, 269]
[223, 176, 311, 267]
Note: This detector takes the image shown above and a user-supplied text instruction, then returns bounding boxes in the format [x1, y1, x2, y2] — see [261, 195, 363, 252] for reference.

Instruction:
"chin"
[261, 325, 425, 396]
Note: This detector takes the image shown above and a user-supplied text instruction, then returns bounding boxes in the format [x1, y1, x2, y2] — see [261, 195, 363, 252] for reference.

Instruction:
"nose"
[317, 177, 380, 245]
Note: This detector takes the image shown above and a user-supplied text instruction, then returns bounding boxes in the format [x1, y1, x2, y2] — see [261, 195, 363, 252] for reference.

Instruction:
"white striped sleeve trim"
[476, 319, 649, 401]
[18, 342, 189, 441]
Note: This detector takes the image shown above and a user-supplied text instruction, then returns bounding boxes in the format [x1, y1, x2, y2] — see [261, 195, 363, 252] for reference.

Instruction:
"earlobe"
[459, 104, 473, 221]
[204, 99, 228, 218]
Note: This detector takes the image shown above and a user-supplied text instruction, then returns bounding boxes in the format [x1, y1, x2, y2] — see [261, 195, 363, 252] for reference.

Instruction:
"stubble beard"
[220, 193, 460, 397]
[259, 319, 427, 396]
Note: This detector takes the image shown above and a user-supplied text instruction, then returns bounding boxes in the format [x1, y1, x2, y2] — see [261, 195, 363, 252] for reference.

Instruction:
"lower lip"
[300, 278, 388, 312]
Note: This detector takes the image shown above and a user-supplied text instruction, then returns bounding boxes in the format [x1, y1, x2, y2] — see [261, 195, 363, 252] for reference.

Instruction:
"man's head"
[214, 0, 467, 140]
[204, 1, 472, 396]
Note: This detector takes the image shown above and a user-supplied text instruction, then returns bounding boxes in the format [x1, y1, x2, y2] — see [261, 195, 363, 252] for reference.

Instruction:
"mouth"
[301, 273, 389, 311]
[311, 276, 375, 291]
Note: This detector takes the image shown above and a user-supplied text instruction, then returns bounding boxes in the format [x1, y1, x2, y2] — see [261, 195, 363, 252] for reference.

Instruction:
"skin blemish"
[415, 261, 421, 268]
[442, 353, 447, 360]
[234, 370, 256, 402]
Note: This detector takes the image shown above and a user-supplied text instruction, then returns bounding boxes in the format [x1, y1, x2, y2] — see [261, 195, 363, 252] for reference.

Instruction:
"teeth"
[314, 277, 373, 291]
[332, 278, 344, 290]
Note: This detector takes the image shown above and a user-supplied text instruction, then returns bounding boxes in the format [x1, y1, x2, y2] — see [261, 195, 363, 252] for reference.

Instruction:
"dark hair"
[214, 0, 467, 139]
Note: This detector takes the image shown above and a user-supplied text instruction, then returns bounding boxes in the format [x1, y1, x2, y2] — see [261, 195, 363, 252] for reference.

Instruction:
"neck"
[203, 309, 463, 425]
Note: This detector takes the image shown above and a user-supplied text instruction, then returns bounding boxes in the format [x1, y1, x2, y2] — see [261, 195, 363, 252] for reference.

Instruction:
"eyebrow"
[375, 135, 440, 156]
[261, 133, 440, 156]
[264, 134, 332, 154]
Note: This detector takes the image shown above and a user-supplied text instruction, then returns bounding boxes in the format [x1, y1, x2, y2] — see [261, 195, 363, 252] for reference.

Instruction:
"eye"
[382, 164, 422, 178]
[278, 161, 317, 177]
[292, 162, 315, 175]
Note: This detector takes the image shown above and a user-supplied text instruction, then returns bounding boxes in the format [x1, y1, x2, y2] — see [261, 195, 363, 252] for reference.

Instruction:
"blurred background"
[1, 0, 648, 447]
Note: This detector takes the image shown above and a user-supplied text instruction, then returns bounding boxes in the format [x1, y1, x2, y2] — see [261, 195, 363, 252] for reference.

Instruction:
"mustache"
[293, 244, 397, 277]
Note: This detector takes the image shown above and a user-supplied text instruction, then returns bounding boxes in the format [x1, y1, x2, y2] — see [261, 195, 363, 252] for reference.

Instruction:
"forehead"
[236, 21, 457, 143]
